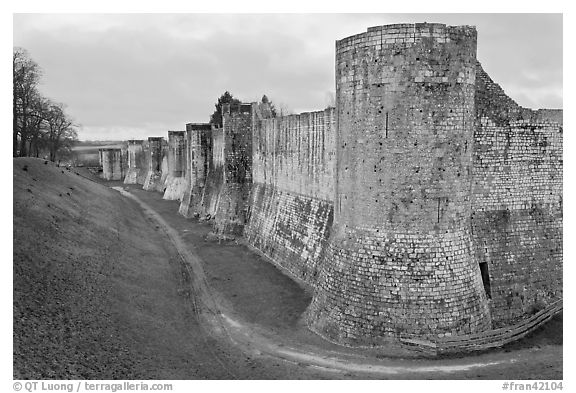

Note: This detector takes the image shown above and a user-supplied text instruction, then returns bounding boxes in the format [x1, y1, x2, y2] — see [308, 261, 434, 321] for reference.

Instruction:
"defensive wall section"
[244, 106, 336, 286]
[100, 148, 126, 181]
[471, 63, 563, 328]
[179, 123, 214, 218]
[124, 140, 148, 184]
[307, 23, 492, 346]
[106, 23, 562, 350]
[176, 104, 254, 238]
[143, 137, 169, 192]
[163, 131, 187, 200]
[195, 125, 225, 219]
[213, 103, 254, 236]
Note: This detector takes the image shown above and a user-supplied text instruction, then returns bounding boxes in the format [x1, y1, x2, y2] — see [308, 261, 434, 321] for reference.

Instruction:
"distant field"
[71, 141, 124, 166]
[72, 142, 124, 152]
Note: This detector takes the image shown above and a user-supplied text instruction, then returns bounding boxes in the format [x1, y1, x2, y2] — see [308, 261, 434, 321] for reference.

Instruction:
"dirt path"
[111, 184, 563, 379]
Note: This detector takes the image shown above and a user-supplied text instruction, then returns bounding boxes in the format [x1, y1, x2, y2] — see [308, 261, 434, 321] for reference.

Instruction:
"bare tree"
[13, 47, 78, 161]
[13, 47, 42, 157]
[45, 103, 77, 162]
[27, 93, 50, 158]
[277, 103, 293, 117]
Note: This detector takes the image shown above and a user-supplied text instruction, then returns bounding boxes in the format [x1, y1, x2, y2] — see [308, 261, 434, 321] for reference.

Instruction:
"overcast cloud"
[13, 13, 563, 141]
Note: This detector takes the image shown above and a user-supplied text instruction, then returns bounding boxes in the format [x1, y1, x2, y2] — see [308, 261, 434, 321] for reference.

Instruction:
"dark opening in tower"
[479, 262, 491, 298]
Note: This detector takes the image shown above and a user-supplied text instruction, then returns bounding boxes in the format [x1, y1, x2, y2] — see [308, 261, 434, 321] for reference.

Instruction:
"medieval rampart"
[307, 23, 492, 346]
[179, 123, 213, 218]
[471, 63, 563, 328]
[143, 137, 168, 192]
[113, 22, 562, 350]
[213, 103, 254, 236]
[163, 131, 187, 200]
[244, 107, 335, 285]
[124, 140, 147, 184]
[100, 148, 125, 181]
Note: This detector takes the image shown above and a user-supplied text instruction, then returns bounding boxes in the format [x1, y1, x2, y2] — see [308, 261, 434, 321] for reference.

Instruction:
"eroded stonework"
[134, 22, 561, 347]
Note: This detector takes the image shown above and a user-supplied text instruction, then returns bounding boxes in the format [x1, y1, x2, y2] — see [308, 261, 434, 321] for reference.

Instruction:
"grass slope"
[13, 158, 226, 379]
[12, 158, 331, 380]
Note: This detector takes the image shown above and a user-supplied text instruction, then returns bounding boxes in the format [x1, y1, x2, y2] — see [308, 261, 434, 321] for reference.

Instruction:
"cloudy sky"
[13, 13, 562, 141]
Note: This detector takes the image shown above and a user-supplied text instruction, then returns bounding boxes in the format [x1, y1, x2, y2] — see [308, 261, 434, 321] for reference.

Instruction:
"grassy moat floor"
[13, 158, 562, 379]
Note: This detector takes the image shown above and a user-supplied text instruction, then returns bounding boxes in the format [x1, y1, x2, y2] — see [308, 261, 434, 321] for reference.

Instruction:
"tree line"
[13, 47, 77, 161]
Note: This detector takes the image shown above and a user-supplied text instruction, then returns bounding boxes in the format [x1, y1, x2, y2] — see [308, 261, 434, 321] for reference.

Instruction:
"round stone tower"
[307, 23, 492, 345]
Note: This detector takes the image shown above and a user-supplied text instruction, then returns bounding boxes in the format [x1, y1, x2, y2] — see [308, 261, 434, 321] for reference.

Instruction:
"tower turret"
[307, 23, 492, 345]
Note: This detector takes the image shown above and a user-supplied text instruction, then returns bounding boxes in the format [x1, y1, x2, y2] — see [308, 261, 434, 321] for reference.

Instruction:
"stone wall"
[472, 64, 563, 327]
[125, 22, 562, 349]
[139, 141, 150, 185]
[244, 106, 336, 285]
[143, 137, 166, 192]
[159, 144, 169, 191]
[197, 127, 225, 219]
[213, 103, 254, 237]
[100, 148, 125, 181]
[179, 123, 213, 218]
[163, 131, 187, 200]
[124, 140, 147, 185]
[307, 23, 492, 346]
